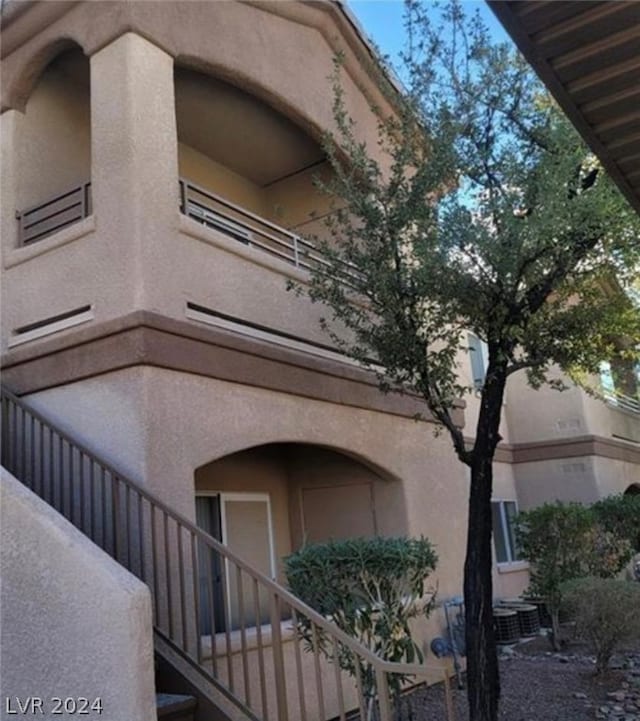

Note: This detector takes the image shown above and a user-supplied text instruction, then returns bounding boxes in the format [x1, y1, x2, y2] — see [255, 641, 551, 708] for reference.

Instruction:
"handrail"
[0, 387, 453, 721]
[179, 178, 363, 285]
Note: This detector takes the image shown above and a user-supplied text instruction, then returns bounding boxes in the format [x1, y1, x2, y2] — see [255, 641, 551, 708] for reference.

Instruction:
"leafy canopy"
[296, 0, 640, 463]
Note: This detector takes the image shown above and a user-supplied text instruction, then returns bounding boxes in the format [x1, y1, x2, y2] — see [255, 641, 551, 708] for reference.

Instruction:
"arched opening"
[16, 45, 91, 244]
[174, 66, 335, 253]
[193, 442, 405, 632]
[624, 483, 640, 496]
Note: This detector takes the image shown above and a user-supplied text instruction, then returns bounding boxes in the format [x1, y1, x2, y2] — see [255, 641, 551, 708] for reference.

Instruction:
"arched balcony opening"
[193, 442, 406, 633]
[16, 45, 91, 245]
[175, 66, 337, 268]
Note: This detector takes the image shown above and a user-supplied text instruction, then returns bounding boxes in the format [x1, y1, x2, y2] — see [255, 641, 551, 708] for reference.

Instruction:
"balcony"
[14, 177, 333, 274]
[178, 178, 327, 273]
[603, 390, 640, 416]
[16, 182, 92, 245]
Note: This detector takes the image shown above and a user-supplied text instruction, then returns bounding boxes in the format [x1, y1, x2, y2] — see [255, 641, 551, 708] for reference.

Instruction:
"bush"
[284, 536, 437, 705]
[562, 577, 640, 674]
[592, 494, 640, 553]
[515, 502, 631, 650]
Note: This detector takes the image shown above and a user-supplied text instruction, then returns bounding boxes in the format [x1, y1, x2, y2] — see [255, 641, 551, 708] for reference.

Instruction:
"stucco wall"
[25, 365, 469, 601]
[16, 49, 90, 212]
[504, 368, 589, 444]
[513, 455, 600, 509]
[0, 468, 156, 721]
[178, 142, 268, 218]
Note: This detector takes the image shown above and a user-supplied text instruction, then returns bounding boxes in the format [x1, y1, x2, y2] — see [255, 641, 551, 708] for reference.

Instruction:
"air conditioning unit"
[188, 203, 252, 244]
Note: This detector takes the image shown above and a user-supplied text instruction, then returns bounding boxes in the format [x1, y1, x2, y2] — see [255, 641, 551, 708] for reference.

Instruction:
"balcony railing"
[603, 389, 640, 415]
[13, 178, 361, 286]
[179, 178, 339, 275]
[16, 182, 92, 245]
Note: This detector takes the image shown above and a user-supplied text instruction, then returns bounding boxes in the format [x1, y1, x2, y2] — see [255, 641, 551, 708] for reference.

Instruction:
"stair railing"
[1, 387, 453, 721]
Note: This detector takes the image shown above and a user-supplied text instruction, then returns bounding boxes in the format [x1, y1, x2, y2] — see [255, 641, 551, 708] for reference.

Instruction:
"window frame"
[491, 498, 520, 566]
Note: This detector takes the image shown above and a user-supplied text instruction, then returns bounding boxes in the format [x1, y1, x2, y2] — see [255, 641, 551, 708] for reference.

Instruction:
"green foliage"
[515, 502, 632, 649]
[293, 0, 640, 465]
[290, 1, 640, 717]
[561, 577, 640, 674]
[284, 537, 437, 703]
[592, 493, 640, 552]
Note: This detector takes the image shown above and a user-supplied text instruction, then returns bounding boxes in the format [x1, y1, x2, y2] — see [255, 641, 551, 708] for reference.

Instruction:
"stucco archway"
[194, 442, 408, 566]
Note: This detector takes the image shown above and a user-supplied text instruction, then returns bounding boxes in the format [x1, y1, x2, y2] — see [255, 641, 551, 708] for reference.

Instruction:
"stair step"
[156, 693, 197, 721]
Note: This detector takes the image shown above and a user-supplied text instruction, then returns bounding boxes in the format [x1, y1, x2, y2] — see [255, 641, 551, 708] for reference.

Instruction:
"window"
[468, 333, 488, 389]
[492, 500, 520, 564]
[195, 492, 276, 633]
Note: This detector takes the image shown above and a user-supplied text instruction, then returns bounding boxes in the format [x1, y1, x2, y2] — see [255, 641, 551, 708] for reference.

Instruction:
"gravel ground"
[390, 639, 640, 721]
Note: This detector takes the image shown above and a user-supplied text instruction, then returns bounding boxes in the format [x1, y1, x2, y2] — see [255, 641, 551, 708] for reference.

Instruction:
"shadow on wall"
[193, 442, 409, 582]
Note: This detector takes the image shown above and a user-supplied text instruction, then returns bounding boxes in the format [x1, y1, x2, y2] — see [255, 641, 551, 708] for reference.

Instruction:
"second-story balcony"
[178, 178, 326, 274]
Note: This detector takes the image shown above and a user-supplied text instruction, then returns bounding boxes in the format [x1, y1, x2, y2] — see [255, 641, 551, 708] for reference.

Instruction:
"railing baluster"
[79, 451, 86, 533]
[89, 460, 96, 543]
[290, 607, 307, 721]
[125, 484, 132, 569]
[113, 476, 121, 562]
[150, 504, 159, 625]
[138, 492, 145, 582]
[353, 650, 367, 721]
[376, 667, 393, 721]
[177, 523, 188, 653]
[221, 556, 235, 694]
[30, 416, 36, 495]
[39, 420, 45, 500]
[254, 578, 269, 721]
[205, 544, 217, 677]
[47, 425, 54, 505]
[332, 636, 346, 721]
[164, 513, 174, 641]
[21, 406, 28, 486]
[190, 532, 202, 665]
[58, 434, 64, 515]
[270, 593, 289, 721]
[311, 622, 326, 721]
[236, 566, 251, 708]
[101, 467, 108, 552]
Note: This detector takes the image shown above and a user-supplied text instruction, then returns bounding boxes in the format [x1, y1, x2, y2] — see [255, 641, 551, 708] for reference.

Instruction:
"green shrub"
[562, 577, 640, 674]
[284, 536, 437, 706]
[515, 502, 631, 650]
[592, 494, 640, 553]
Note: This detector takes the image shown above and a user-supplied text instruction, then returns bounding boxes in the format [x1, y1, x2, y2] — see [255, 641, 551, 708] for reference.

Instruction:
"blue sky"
[348, 1, 511, 72]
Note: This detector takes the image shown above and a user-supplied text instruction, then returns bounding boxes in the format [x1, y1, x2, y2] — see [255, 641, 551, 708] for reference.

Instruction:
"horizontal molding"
[1, 311, 464, 426]
[491, 435, 640, 466]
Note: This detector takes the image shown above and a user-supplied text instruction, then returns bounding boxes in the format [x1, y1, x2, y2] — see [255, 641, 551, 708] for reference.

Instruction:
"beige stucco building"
[1, 2, 638, 720]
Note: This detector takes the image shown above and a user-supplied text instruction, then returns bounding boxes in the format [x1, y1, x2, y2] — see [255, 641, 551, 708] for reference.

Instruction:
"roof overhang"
[488, 1, 640, 217]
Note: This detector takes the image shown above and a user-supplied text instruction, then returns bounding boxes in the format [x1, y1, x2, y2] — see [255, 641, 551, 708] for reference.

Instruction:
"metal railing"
[0, 387, 454, 721]
[603, 389, 640, 415]
[16, 182, 92, 245]
[178, 178, 364, 287]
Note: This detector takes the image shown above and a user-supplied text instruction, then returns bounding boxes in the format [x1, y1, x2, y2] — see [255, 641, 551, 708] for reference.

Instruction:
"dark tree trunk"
[464, 452, 500, 721]
[464, 361, 507, 721]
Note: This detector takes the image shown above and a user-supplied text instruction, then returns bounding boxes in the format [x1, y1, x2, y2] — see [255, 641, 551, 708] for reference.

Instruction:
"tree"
[515, 502, 631, 651]
[289, 2, 640, 719]
[284, 537, 437, 719]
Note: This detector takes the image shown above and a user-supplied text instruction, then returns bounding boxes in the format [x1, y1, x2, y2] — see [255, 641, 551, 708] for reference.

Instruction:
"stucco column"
[0, 109, 22, 260]
[90, 32, 178, 308]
